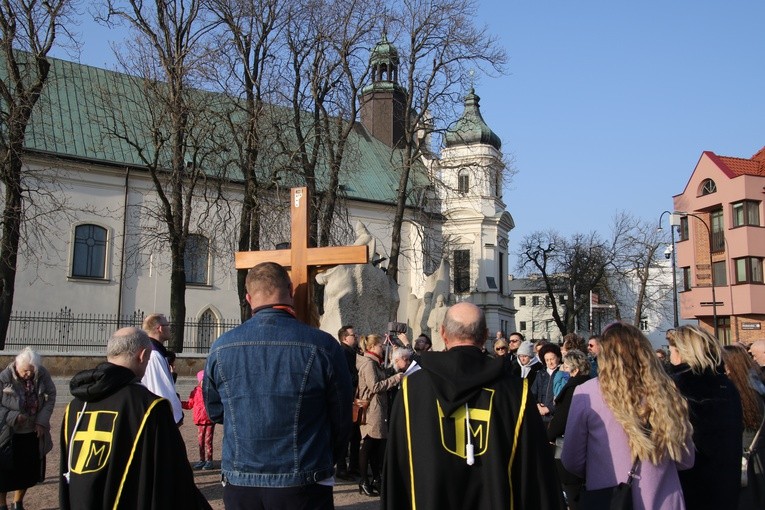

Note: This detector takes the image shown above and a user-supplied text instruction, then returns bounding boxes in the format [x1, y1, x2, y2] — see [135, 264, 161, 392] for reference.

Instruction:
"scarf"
[21, 376, 39, 416]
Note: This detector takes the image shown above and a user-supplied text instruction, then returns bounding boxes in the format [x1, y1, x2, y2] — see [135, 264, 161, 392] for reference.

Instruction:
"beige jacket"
[356, 353, 401, 439]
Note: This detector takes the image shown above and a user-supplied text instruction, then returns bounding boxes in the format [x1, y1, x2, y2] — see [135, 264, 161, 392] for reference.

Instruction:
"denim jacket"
[203, 308, 353, 487]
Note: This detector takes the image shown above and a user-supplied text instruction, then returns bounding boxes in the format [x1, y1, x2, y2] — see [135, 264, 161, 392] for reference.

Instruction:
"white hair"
[15, 346, 41, 370]
[392, 347, 414, 362]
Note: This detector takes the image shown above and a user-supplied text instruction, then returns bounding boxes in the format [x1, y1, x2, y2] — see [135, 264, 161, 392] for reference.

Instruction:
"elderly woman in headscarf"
[0, 347, 56, 510]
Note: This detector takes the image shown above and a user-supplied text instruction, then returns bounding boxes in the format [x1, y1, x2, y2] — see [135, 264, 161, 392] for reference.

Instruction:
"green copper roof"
[369, 33, 399, 67]
[18, 56, 428, 205]
[445, 88, 501, 150]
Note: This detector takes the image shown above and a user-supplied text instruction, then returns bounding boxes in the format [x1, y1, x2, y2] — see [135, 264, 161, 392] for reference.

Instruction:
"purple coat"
[561, 378, 694, 510]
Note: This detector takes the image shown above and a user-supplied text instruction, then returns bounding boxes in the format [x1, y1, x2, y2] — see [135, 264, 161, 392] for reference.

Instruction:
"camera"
[387, 321, 408, 334]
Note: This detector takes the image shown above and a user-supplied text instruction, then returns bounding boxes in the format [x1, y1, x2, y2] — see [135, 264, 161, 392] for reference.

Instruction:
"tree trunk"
[0, 156, 23, 349]
[169, 241, 187, 352]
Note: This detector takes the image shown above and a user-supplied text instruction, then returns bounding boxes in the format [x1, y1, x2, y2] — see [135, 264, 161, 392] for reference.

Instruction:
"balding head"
[440, 302, 487, 350]
[107, 327, 152, 378]
[750, 339, 765, 367]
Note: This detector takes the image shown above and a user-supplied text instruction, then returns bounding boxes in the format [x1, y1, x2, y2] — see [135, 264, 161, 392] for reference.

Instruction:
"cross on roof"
[235, 187, 368, 323]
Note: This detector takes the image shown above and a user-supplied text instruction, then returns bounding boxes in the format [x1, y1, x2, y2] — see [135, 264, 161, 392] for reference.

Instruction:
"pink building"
[673, 146, 765, 344]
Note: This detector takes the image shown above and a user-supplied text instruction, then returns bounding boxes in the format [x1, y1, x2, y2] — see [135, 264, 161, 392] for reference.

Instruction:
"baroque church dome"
[445, 88, 501, 150]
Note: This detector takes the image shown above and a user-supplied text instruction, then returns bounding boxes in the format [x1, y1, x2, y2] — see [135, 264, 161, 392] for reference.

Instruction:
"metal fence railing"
[3, 307, 239, 354]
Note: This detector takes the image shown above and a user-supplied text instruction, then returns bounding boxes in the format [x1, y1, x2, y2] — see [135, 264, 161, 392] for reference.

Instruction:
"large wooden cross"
[235, 187, 368, 323]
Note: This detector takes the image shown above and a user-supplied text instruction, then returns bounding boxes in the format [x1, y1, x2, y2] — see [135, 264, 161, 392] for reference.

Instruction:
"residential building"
[673, 146, 765, 344]
[507, 275, 567, 343]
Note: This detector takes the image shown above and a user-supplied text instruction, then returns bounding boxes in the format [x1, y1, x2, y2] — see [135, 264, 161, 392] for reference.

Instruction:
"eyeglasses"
[509, 339, 520, 343]
[495, 347, 507, 352]
[346, 333, 357, 338]
[587, 343, 595, 348]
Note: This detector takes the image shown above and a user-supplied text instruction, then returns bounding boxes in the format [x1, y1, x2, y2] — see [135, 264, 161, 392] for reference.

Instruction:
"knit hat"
[517, 340, 535, 357]
[196, 370, 204, 383]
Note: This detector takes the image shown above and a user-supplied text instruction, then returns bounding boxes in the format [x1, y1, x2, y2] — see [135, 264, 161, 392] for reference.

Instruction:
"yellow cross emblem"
[71, 411, 117, 474]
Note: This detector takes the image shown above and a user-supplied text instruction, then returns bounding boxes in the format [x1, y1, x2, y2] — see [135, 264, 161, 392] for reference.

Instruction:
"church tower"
[359, 34, 407, 148]
[439, 89, 514, 335]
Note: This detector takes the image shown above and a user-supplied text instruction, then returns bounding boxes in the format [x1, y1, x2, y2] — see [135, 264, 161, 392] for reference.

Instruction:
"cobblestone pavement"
[20, 377, 379, 510]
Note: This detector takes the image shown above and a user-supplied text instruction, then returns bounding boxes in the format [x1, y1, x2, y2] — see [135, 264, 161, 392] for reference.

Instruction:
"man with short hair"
[587, 335, 601, 377]
[508, 332, 524, 357]
[749, 339, 765, 377]
[204, 262, 353, 510]
[336, 325, 360, 480]
[141, 313, 183, 425]
[60, 327, 211, 510]
[383, 302, 564, 509]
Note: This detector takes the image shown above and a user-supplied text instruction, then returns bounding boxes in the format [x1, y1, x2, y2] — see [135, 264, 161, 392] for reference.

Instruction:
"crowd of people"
[1, 260, 764, 509]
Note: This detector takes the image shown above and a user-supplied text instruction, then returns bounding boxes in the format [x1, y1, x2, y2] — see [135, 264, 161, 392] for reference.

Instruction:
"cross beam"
[235, 187, 368, 323]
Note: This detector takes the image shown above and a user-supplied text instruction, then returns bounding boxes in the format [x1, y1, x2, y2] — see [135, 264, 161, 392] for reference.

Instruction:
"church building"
[5, 36, 515, 351]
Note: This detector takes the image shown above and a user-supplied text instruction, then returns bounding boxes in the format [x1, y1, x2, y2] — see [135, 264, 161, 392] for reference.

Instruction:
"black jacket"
[671, 364, 743, 510]
[59, 362, 211, 510]
[382, 346, 564, 510]
[546, 374, 590, 441]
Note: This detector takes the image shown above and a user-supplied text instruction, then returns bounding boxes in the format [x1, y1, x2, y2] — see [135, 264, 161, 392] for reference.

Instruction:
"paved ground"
[19, 377, 380, 510]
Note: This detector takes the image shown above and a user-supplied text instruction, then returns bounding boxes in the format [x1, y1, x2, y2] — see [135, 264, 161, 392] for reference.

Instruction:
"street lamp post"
[657, 211, 679, 328]
[674, 211, 718, 336]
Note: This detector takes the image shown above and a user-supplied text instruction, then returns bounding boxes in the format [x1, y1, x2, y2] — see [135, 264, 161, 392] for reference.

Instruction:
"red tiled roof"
[709, 146, 765, 177]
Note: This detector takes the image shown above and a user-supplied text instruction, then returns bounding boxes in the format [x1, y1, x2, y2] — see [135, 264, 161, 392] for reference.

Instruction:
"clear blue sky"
[474, 0, 765, 269]
[55, 1, 765, 271]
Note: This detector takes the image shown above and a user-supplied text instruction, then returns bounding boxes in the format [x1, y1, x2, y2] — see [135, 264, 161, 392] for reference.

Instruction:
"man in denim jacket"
[204, 262, 353, 509]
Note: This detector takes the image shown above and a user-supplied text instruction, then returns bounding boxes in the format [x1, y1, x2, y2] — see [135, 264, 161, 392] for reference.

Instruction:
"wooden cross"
[235, 187, 369, 323]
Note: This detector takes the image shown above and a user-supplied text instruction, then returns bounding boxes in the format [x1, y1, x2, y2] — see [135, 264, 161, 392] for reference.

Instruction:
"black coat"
[383, 347, 565, 510]
[671, 364, 743, 510]
[546, 374, 590, 442]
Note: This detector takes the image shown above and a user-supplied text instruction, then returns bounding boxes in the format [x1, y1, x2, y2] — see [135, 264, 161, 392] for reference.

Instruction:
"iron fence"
[3, 307, 240, 354]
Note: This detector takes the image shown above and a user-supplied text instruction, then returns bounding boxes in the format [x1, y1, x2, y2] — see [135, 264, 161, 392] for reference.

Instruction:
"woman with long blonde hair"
[668, 325, 743, 509]
[562, 322, 694, 510]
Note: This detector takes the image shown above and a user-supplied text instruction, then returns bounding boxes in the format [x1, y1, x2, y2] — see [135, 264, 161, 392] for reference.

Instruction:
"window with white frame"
[72, 224, 107, 279]
[185, 234, 210, 285]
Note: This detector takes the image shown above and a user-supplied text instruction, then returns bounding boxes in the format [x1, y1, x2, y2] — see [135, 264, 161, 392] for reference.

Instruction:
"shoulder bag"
[579, 457, 639, 510]
[742, 412, 765, 507]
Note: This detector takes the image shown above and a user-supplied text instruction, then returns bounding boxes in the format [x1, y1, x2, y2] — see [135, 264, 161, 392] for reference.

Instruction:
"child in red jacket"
[182, 370, 215, 470]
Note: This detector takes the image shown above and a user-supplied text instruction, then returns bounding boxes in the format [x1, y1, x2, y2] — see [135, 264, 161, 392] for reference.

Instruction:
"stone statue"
[417, 257, 451, 338]
[427, 294, 448, 351]
[316, 222, 398, 336]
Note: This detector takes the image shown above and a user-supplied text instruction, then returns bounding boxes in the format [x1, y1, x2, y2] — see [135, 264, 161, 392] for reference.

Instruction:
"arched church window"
[197, 308, 217, 351]
[185, 234, 210, 285]
[700, 179, 717, 196]
[458, 169, 469, 194]
[72, 224, 108, 279]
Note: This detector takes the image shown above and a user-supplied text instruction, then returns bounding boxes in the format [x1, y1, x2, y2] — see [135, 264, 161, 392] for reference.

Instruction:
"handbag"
[743, 413, 765, 506]
[351, 398, 370, 425]
[0, 432, 13, 470]
[554, 436, 565, 459]
[579, 458, 640, 510]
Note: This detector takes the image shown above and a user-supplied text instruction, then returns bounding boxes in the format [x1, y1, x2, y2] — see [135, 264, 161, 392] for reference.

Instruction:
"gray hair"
[15, 346, 41, 370]
[442, 306, 486, 345]
[562, 349, 590, 376]
[392, 347, 414, 362]
[107, 327, 152, 358]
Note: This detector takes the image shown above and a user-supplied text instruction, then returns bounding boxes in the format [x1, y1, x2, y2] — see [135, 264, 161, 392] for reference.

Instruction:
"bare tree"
[205, 0, 284, 321]
[384, 0, 507, 282]
[101, 0, 223, 351]
[276, 0, 381, 246]
[609, 212, 673, 329]
[0, 0, 74, 348]
[516, 229, 623, 336]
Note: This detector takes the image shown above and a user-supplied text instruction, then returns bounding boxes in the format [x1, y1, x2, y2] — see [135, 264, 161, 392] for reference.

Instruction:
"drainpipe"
[117, 167, 130, 321]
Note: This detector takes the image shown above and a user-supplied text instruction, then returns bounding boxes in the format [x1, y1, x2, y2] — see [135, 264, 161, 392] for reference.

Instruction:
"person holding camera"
[356, 334, 403, 497]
